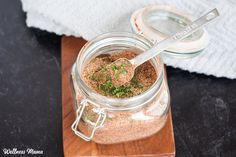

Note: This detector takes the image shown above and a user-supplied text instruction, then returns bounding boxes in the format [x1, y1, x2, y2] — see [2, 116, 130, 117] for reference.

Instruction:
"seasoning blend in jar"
[71, 5, 209, 144]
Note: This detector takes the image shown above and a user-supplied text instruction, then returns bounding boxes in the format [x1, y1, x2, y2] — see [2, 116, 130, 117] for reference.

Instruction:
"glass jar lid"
[130, 5, 209, 58]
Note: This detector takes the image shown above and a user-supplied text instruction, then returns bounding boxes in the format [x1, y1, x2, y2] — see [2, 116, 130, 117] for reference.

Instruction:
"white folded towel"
[21, 0, 236, 79]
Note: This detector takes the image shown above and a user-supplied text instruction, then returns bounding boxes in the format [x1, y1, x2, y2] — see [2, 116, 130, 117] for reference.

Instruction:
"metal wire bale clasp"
[71, 99, 107, 141]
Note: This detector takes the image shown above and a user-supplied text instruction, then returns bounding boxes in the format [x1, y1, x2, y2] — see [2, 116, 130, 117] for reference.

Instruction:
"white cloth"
[21, 0, 236, 79]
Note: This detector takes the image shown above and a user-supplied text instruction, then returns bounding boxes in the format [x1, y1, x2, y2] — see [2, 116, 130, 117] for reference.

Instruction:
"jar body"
[71, 32, 170, 144]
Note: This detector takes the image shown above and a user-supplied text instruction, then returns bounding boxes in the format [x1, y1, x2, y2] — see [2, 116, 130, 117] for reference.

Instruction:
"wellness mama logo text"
[2, 148, 43, 155]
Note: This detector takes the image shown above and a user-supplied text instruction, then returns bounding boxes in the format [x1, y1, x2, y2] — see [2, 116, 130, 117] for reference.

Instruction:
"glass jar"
[70, 32, 170, 144]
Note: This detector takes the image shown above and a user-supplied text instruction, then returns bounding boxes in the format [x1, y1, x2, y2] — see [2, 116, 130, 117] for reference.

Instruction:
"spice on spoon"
[92, 58, 135, 87]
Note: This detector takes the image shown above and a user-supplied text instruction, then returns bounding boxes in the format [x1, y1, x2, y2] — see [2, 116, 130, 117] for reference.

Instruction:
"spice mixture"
[82, 50, 157, 98]
[75, 50, 169, 144]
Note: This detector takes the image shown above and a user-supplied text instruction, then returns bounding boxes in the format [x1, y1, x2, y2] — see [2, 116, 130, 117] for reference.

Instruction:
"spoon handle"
[130, 8, 219, 67]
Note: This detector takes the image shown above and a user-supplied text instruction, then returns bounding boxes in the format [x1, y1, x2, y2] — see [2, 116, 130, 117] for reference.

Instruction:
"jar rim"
[75, 32, 164, 110]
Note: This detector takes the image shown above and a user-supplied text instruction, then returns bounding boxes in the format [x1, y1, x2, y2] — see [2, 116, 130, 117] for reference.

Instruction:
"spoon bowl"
[107, 58, 135, 86]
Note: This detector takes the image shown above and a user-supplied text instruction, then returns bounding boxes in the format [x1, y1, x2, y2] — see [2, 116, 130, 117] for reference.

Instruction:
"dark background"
[0, 1, 235, 157]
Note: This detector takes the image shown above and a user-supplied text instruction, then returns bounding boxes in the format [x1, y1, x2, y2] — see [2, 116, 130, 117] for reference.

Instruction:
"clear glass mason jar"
[70, 32, 170, 144]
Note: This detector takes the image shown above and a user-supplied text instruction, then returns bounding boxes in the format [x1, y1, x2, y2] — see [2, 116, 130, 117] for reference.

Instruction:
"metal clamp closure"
[71, 99, 107, 141]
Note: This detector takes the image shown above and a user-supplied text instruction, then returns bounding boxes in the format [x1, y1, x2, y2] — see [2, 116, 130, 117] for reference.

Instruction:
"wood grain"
[62, 36, 176, 157]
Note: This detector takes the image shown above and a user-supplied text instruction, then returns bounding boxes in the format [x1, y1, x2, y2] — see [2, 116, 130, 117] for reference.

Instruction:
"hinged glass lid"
[130, 5, 209, 58]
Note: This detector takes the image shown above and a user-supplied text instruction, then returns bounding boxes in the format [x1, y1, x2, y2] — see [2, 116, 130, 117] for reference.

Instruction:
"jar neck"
[75, 32, 164, 111]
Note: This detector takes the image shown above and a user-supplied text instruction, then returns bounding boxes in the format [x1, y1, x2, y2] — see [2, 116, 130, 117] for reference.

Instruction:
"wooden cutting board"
[62, 36, 176, 157]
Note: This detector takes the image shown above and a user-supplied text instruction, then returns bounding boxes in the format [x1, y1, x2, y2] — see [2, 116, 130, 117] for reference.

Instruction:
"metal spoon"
[98, 8, 219, 86]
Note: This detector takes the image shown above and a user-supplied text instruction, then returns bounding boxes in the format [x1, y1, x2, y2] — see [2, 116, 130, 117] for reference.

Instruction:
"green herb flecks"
[111, 63, 127, 78]
[120, 64, 127, 74]
[89, 73, 100, 81]
[111, 65, 118, 71]
[131, 76, 143, 88]
[89, 67, 109, 82]
[98, 77, 132, 97]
